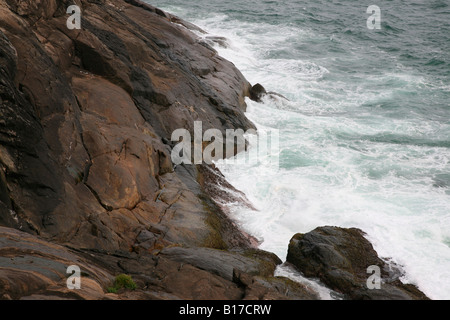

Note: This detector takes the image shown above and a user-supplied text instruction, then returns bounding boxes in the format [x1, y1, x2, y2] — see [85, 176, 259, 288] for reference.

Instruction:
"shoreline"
[0, 0, 429, 300]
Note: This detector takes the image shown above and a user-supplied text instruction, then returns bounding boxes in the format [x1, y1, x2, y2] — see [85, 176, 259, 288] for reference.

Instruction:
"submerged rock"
[286, 226, 429, 300]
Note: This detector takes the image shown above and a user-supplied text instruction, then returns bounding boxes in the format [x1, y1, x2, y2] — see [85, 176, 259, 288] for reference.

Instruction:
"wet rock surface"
[0, 0, 253, 253]
[287, 226, 429, 300]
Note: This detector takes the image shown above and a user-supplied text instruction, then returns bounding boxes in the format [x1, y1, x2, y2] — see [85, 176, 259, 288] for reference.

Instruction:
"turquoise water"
[147, 0, 450, 299]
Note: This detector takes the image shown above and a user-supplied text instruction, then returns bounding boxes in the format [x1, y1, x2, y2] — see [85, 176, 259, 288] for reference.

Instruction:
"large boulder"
[286, 226, 429, 300]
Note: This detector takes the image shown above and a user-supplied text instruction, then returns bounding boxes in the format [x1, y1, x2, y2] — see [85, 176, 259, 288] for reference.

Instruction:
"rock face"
[0, 0, 317, 300]
[0, 0, 255, 251]
[286, 226, 429, 300]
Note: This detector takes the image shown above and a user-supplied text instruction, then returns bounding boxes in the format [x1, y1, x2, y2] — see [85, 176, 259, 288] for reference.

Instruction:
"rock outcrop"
[0, 0, 315, 300]
[286, 226, 429, 300]
[249, 83, 267, 102]
[0, 0, 255, 250]
[249, 83, 289, 103]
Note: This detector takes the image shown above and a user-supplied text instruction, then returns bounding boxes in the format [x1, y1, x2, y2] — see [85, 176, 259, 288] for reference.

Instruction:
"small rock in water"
[249, 83, 267, 102]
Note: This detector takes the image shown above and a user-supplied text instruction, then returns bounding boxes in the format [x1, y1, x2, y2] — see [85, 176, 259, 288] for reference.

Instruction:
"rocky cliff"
[0, 0, 429, 300]
[0, 0, 317, 300]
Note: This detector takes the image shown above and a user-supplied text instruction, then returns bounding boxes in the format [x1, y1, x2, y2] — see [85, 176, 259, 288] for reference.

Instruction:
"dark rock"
[232, 269, 319, 300]
[249, 83, 289, 103]
[0, 169, 11, 209]
[249, 83, 267, 102]
[170, 16, 207, 34]
[286, 226, 429, 300]
[134, 229, 158, 251]
[159, 246, 281, 281]
[251, 276, 319, 300]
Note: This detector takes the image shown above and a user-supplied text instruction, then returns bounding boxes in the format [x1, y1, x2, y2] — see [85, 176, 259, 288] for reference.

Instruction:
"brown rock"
[0, 0, 274, 301]
[0, 226, 113, 300]
[0, 0, 255, 252]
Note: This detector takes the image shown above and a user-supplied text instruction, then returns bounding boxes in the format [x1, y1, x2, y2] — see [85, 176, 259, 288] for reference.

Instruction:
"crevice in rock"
[83, 183, 113, 212]
[157, 191, 181, 224]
